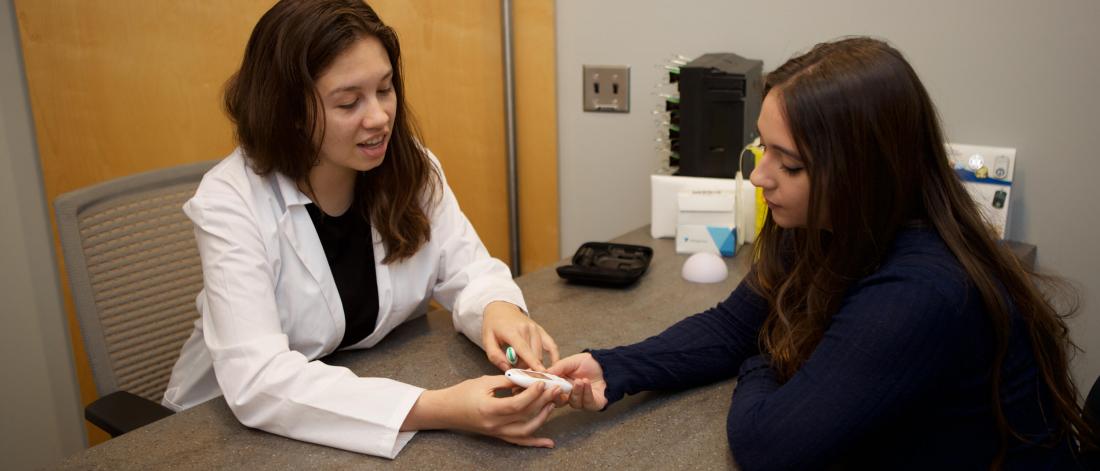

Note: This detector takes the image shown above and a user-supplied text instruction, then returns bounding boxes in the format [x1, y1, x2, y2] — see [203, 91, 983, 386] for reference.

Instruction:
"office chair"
[54, 160, 216, 437]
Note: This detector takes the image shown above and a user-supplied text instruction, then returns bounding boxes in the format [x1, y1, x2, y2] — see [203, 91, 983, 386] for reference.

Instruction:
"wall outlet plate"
[583, 65, 630, 112]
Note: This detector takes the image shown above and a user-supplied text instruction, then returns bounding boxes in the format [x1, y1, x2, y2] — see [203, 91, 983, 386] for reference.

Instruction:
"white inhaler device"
[505, 369, 573, 394]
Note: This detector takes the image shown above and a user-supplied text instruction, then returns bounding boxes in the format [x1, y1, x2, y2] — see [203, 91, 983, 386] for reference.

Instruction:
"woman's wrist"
[400, 388, 451, 432]
[484, 300, 525, 318]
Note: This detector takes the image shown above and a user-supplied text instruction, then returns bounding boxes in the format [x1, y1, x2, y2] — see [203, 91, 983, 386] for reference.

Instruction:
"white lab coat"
[162, 148, 526, 458]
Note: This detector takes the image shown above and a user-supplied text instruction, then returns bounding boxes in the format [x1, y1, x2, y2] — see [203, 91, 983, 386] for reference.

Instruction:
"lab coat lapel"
[371, 226, 393, 333]
[270, 173, 344, 346]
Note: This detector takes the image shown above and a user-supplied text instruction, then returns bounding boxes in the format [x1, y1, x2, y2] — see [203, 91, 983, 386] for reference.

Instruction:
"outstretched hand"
[547, 353, 608, 411]
[482, 301, 560, 371]
[402, 375, 560, 447]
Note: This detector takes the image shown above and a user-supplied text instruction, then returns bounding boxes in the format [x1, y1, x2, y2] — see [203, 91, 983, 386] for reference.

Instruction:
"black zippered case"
[556, 242, 653, 287]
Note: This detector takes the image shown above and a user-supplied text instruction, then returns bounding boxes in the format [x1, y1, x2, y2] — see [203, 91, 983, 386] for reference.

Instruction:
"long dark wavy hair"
[224, 0, 438, 263]
[747, 37, 1095, 463]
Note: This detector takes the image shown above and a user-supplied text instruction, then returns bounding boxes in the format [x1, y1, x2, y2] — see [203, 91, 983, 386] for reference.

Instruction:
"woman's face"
[750, 91, 811, 228]
[313, 35, 397, 176]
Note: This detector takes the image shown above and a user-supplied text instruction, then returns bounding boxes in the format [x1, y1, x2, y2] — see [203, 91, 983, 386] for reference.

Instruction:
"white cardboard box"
[650, 174, 756, 243]
[676, 190, 738, 256]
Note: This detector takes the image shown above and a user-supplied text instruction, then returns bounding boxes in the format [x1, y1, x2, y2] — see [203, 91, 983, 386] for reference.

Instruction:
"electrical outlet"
[583, 65, 630, 112]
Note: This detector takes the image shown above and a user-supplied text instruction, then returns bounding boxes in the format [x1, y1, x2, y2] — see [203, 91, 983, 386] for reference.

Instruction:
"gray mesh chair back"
[55, 160, 215, 403]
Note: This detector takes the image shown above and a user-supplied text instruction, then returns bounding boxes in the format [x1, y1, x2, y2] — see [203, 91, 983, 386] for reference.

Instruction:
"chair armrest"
[85, 391, 174, 437]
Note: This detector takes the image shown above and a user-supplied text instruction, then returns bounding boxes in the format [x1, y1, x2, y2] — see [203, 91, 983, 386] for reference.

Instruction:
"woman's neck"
[302, 162, 356, 217]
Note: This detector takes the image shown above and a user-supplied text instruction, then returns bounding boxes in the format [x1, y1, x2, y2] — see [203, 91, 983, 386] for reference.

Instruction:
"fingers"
[499, 433, 555, 448]
[529, 384, 561, 417]
[582, 379, 603, 410]
[545, 357, 568, 377]
[546, 354, 578, 377]
[497, 401, 556, 442]
[528, 329, 544, 370]
[564, 378, 602, 411]
[541, 329, 561, 365]
[483, 302, 545, 370]
[486, 323, 539, 370]
[553, 390, 570, 408]
[568, 379, 586, 410]
[502, 379, 544, 410]
[480, 374, 521, 394]
[508, 332, 545, 371]
[485, 384, 558, 447]
[487, 380, 561, 427]
[505, 382, 558, 417]
[482, 329, 513, 372]
[482, 302, 560, 372]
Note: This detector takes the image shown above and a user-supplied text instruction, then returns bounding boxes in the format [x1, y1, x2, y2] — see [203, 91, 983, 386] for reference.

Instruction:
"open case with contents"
[556, 242, 653, 287]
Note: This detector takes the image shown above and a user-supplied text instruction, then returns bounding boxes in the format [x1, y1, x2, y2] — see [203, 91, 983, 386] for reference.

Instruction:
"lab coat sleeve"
[424, 151, 527, 348]
[185, 178, 424, 459]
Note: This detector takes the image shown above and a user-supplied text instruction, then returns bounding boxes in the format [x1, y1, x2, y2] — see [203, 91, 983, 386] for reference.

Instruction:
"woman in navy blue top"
[548, 37, 1096, 469]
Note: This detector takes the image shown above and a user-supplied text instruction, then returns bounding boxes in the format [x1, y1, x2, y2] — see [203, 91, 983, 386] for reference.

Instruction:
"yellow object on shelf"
[742, 140, 767, 237]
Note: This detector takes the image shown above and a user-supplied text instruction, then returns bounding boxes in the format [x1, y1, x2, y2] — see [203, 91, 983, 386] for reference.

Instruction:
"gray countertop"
[57, 227, 752, 470]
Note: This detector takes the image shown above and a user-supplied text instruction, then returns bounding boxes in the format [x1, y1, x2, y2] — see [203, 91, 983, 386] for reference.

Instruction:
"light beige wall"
[0, 1, 84, 469]
[556, 0, 1100, 395]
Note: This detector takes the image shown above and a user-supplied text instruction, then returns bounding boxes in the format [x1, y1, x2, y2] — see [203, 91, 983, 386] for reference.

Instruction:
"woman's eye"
[378, 86, 393, 96]
[338, 98, 359, 109]
[781, 165, 804, 175]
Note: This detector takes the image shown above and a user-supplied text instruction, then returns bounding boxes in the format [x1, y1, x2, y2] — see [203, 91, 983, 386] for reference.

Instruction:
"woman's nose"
[361, 99, 389, 129]
[749, 158, 774, 189]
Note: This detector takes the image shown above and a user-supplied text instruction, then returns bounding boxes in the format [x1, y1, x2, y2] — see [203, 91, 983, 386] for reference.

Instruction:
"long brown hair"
[749, 37, 1094, 460]
[224, 0, 438, 263]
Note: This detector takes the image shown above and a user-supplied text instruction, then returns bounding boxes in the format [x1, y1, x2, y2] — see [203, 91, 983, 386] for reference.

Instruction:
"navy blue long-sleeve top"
[590, 228, 1078, 470]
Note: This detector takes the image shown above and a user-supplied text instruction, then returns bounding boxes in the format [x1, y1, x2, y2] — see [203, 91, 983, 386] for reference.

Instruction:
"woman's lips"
[357, 136, 387, 160]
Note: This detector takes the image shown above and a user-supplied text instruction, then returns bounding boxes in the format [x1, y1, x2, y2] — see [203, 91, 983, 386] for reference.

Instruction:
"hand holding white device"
[505, 369, 573, 394]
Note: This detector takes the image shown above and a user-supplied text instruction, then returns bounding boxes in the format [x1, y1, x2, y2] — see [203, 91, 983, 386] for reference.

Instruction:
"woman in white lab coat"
[162, 0, 561, 458]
